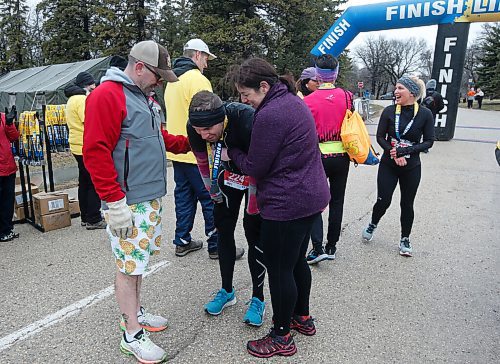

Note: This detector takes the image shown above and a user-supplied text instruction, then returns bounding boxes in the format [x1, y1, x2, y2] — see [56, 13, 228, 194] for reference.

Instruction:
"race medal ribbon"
[393, 102, 419, 159]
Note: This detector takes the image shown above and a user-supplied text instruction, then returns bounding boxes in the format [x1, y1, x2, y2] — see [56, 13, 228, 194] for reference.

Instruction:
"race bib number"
[223, 170, 250, 190]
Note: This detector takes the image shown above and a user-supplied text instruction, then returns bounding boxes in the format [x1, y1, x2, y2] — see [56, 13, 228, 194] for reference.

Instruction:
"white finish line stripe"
[0, 260, 170, 353]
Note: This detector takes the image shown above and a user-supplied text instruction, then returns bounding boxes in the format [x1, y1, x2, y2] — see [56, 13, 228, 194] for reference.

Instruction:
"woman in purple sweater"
[227, 58, 330, 358]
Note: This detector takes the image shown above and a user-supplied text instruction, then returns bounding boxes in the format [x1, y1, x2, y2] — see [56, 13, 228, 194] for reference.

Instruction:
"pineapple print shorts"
[105, 198, 163, 275]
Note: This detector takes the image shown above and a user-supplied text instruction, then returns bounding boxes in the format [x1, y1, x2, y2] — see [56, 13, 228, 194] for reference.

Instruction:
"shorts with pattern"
[105, 198, 163, 275]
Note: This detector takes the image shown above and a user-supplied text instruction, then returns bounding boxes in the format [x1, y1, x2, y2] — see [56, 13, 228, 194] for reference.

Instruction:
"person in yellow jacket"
[64, 72, 106, 229]
[164, 39, 226, 259]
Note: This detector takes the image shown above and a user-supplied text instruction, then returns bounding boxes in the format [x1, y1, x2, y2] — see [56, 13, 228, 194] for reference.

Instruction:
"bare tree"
[354, 36, 391, 98]
[383, 38, 428, 85]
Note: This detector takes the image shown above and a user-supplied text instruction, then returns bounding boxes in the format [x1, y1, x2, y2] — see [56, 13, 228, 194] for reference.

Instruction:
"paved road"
[1, 106, 499, 363]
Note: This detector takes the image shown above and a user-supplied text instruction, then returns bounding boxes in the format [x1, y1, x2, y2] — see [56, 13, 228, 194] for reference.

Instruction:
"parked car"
[380, 92, 394, 100]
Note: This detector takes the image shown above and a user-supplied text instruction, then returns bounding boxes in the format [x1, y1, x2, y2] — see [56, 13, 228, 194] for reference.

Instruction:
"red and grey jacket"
[83, 68, 189, 205]
[0, 112, 20, 176]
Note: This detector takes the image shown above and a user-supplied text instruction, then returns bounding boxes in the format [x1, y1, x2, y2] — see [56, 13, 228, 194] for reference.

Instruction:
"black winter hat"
[75, 72, 96, 88]
[110, 55, 128, 71]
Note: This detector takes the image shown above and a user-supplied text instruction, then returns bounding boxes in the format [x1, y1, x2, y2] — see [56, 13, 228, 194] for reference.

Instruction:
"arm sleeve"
[376, 107, 393, 152]
[83, 85, 125, 203]
[161, 130, 191, 154]
[228, 111, 285, 180]
[187, 124, 211, 189]
[5, 123, 20, 142]
[78, 99, 86, 124]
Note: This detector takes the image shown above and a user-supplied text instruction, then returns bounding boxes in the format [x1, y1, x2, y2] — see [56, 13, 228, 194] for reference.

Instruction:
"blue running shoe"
[243, 297, 265, 327]
[204, 288, 237, 315]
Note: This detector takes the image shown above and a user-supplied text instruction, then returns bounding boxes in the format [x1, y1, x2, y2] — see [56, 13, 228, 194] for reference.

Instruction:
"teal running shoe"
[204, 288, 236, 315]
[399, 237, 413, 257]
[243, 297, 265, 327]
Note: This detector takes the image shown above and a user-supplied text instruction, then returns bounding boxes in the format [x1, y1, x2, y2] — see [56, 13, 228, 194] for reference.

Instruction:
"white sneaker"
[119, 307, 168, 332]
[120, 329, 167, 363]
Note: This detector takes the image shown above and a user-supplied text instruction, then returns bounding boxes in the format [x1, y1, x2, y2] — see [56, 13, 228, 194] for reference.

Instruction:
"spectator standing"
[475, 87, 484, 109]
[84, 40, 190, 363]
[362, 76, 435, 257]
[467, 87, 476, 109]
[303, 54, 352, 264]
[0, 107, 20, 242]
[296, 67, 318, 99]
[228, 57, 330, 358]
[65, 72, 106, 229]
[164, 39, 221, 258]
[422, 79, 445, 120]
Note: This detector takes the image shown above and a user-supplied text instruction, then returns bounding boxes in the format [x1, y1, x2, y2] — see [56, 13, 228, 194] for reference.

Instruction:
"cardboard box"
[33, 192, 69, 217]
[38, 210, 72, 232]
[69, 199, 80, 215]
[14, 203, 31, 221]
[14, 183, 40, 207]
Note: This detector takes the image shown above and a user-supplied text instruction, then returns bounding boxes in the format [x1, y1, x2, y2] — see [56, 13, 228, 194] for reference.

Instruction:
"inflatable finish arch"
[312, 0, 500, 140]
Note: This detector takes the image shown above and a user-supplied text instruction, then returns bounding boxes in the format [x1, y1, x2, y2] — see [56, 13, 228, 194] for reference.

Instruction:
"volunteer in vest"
[164, 39, 221, 259]
[84, 40, 190, 364]
[296, 67, 318, 99]
[228, 57, 330, 358]
[304, 54, 352, 264]
[362, 76, 435, 257]
[187, 90, 265, 326]
[64, 72, 106, 230]
[0, 106, 20, 242]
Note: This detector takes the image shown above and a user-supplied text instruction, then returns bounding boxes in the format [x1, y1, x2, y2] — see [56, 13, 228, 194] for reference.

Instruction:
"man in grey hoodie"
[84, 41, 189, 363]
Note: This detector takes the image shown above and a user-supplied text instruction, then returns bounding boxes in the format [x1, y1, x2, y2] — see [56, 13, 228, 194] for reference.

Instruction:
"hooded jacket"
[83, 68, 190, 205]
[64, 84, 87, 155]
[0, 112, 20, 176]
[164, 57, 212, 164]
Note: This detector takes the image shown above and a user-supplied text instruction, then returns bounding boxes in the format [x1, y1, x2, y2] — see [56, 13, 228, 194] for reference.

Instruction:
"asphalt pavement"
[0, 103, 498, 363]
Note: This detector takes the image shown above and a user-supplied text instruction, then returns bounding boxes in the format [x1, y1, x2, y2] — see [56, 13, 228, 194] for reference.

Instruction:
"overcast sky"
[343, 0, 483, 52]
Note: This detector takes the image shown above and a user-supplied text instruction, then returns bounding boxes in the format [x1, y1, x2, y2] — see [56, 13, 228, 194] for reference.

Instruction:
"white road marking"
[0, 260, 171, 353]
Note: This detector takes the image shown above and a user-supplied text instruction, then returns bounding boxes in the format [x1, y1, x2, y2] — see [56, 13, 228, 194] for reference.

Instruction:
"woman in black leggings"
[362, 76, 435, 257]
[228, 58, 330, 358]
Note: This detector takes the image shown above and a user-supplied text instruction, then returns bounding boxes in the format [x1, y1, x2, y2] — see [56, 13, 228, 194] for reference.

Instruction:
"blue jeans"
[172, 161, 218, 252]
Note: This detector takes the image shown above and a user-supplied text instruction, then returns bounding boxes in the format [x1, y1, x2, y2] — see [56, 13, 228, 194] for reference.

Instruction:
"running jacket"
[0, 113, 20, 176]
[304, 87, 352, 143]
[164, 57, 212, 164]
[187, 102, 254, 177]
[83, 68, 190, 205]
[377, 104, 435, 170]
[229, 82, 330, 221]
[64, 85, 87, 155]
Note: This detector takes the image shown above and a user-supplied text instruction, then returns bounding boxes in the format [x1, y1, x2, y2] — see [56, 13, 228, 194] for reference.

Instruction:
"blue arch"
[311, 0, 500, 57]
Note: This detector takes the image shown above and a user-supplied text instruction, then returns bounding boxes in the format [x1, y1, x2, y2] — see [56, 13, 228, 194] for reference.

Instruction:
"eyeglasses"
[143, 63, 163, 82]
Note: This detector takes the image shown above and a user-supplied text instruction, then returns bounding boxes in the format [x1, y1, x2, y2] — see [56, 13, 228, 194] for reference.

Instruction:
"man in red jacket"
[0, 106, 20, 242]
[83, 40, 189, 363]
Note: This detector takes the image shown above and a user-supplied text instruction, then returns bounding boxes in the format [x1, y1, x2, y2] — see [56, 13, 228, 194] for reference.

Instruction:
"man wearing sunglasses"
[84, 40, 191, 364]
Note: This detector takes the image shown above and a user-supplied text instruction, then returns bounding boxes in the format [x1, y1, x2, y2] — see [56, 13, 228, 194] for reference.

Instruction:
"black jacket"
[377, 104, 435, 170]
[187, 102, 254, 175]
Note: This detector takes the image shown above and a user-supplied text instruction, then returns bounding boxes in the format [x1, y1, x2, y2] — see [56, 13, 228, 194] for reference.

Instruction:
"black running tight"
[214, 178, 264, 301]
[371, 162, 421, 238]
[261, 213, 318, 336]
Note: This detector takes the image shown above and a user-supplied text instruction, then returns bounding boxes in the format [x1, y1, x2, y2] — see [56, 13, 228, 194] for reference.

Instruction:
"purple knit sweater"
[228, 82, 330, 221]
